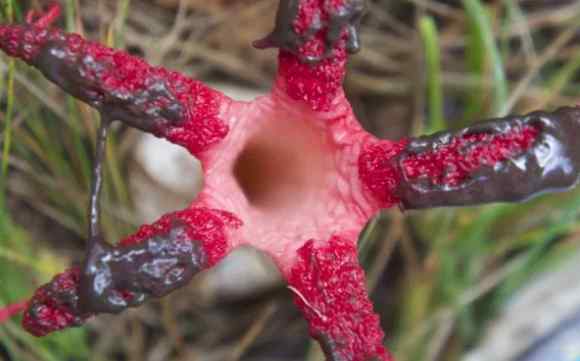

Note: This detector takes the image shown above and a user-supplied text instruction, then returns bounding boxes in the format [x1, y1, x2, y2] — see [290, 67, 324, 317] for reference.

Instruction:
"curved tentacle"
[359, 107, 580, 210]
[287, 236, 393, 361]
[0, 4, 229, 156]
[17, 207, 241, 337]
[0, 301, 27, 323]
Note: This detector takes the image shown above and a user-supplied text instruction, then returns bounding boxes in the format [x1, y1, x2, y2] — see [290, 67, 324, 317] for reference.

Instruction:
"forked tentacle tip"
[25, 1, 61, 28]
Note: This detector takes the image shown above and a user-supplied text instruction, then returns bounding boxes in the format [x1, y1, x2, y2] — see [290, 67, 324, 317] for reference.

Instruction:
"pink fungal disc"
[199, 95, 380, 274]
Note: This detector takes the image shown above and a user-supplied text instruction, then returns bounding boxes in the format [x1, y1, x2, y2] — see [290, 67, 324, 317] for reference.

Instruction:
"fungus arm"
[0, 4, 229, 155]
[259, 0, 365, 111]
[7, 207, 241, 337]
[0, 302, 27, 323]
[288, 236, 394, 361]
[360, 107, 580, 210]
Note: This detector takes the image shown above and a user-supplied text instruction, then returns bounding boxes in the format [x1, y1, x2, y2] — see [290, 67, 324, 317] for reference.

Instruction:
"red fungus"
[1, 1, 580, 360]
[0, 301, 27, 324]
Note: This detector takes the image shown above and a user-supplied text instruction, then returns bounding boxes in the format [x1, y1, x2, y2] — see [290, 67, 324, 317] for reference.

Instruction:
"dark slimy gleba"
[34, 41, 185, 134]
[79, 221, 206, 314]
[394, 107, 580, 209]
[254, 0, 365, 63]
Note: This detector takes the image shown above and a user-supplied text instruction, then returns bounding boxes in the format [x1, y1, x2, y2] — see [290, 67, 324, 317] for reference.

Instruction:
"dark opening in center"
[232, 120, 329, 209]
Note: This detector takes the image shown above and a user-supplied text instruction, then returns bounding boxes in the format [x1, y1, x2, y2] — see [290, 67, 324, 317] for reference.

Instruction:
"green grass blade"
[115, 0, 132, 47]
[463, 0, 509, 117]
[0, 0, 16, 243]
[1, 2, 14, 176]
[419, 16, 445, 133]
[540, 46, 580, 107]
[501, 0, 536, 63]
[463, 2, 486, 120]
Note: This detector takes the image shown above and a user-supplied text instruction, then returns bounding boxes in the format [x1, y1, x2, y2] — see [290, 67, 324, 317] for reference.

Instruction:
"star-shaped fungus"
[1, 1, 580, 360]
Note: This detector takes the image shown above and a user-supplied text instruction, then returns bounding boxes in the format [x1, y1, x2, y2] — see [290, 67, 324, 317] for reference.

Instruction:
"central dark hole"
[232, 120, 330, 209]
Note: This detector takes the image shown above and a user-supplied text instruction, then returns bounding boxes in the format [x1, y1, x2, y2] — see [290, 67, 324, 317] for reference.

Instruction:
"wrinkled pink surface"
[197, 81, 381, 274]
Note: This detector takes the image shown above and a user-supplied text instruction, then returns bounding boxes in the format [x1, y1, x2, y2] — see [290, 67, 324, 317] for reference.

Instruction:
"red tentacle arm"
[25, 2, 61, 28]
[259, 0, 364, 112]
[359, 107, 580, 210]
[288, 236, 393, 361]
[17, 207, 241, 337]
[0, 6, 229, 156]
[0, 301, 27, 323]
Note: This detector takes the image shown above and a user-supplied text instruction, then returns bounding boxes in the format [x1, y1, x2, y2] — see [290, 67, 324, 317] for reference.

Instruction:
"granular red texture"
[401, 125, 539, 187]
[22, 267, 88, 337]
[288, 237, 393, 361]
[0, 23, 52, 62]
[120, 208, 242, 267]
[276, 0, 349, 111]
[358, 139, 408, 208]
[278, 48, 347, 112]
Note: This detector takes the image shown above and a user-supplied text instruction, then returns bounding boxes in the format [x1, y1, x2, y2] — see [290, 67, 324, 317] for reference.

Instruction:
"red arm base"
[288, 236, 393, 361]
[268, 0, 363, 111]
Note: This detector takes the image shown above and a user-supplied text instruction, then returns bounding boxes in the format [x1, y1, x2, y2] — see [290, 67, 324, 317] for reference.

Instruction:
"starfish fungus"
[1, 1, 580, 360]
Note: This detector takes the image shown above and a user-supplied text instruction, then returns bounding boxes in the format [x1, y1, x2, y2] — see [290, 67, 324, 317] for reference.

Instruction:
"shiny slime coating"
[2, 1, 580, 361]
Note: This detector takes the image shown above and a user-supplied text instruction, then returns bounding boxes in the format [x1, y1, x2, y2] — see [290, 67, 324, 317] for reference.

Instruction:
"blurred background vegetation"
[1, 0, 580, 360]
